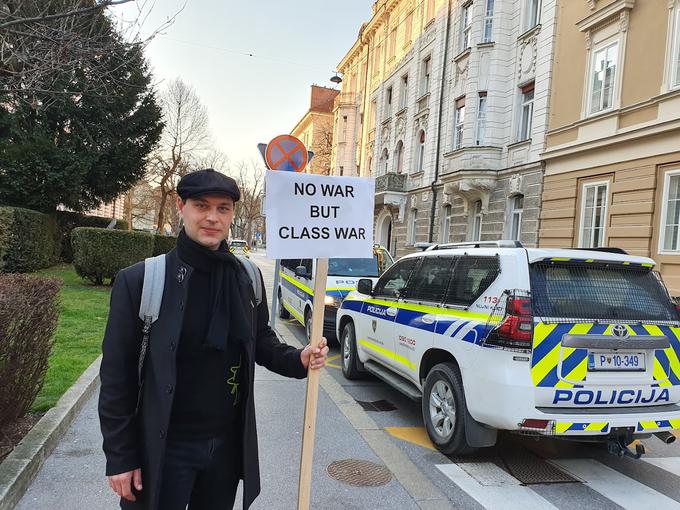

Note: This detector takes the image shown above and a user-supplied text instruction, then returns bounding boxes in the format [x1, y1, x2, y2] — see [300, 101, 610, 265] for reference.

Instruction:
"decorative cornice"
[576, 0, 635, 33]
[588, 0, 596, 10]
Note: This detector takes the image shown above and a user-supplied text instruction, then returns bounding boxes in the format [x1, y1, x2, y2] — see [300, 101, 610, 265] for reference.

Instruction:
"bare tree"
[313, 121, 334, 176]
[124, 180, 157, 231]
[148, 77, 210, 232]
[230, 161, 264, 244]
[0, 1, 174, 106]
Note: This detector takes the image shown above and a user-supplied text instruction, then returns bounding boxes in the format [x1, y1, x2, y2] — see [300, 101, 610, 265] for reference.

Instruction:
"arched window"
[509, 194, 524, 240]
[381, 148, 389, 174]
[471, 200, 483, 241]
[441, 204, 452, 243]
[367, 156, 373, 175]
[417, 130, 426, 172]
[395, 141, 404, 173]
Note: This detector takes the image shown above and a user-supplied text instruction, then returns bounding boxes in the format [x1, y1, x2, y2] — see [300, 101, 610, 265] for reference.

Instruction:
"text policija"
[278, 182, 366, 241]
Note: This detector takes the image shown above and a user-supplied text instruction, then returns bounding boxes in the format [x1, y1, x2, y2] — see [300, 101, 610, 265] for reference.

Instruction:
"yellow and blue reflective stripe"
[555, 422, 609, 434]
[358, 338, 417, 371]
[637, 419, 680, 432]
[541, 257, 655, 269]
[283, 300, 304, 324]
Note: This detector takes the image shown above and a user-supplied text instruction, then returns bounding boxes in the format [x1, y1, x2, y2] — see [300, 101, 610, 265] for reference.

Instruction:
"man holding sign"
[99, 168, 329, 510]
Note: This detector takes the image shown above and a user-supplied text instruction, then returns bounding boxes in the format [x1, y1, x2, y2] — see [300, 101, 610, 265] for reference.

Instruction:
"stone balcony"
[375, 172, 406, 193]
[334, 92, 358, 109]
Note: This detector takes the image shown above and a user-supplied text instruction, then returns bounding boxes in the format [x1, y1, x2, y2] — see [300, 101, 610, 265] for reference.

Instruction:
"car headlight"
[324, 295, 338, 307]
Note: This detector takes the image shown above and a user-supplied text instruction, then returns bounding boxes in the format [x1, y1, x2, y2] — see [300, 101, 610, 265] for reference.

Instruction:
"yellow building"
[291, 85, 339, 175]
[540, 0, 680, 294]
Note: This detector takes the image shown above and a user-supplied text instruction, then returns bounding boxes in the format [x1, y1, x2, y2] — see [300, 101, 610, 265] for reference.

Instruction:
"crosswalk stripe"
[642, 457, 680, 476]
[436, 463, 559, 510]
[551, 458, 680, 510]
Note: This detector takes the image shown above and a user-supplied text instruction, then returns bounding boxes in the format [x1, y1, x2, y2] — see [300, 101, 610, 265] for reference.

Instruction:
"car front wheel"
[422, 362, 475, 456]
[341, 321, 363, 379]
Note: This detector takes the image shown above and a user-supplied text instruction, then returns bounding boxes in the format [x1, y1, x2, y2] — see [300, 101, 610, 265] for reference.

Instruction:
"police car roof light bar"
[427, 240, 524, 251]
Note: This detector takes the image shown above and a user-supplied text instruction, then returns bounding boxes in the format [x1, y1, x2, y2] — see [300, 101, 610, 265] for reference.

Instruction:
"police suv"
[336, 241, 680, 457]
[278, 245, 393, 342]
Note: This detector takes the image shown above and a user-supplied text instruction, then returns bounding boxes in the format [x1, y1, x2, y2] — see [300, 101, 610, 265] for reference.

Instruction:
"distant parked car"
[229, 239, 250, 258]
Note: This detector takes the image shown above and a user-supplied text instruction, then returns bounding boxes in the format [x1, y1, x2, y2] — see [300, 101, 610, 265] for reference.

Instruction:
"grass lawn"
[31, 264, 111, 412]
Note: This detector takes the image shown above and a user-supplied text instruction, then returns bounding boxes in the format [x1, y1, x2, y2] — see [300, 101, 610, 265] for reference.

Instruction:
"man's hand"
[108, 468, 142, 502]
[301, 337, 329, 370]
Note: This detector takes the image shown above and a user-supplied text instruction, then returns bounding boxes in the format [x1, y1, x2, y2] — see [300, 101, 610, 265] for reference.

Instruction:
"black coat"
[98, 249, 307, 510]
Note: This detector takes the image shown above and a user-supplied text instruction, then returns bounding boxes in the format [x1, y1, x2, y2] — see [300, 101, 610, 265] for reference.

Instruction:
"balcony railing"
[375, 172, 406, 193]
[334, 92, 358, 108]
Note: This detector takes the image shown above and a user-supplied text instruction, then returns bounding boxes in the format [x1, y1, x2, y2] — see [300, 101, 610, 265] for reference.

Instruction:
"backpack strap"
[235, 255, 262, 306]
[137, 254, 166, 388]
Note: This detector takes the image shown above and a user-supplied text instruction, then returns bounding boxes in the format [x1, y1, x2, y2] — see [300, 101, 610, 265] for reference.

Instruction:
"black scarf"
[176, 229, 248, 351]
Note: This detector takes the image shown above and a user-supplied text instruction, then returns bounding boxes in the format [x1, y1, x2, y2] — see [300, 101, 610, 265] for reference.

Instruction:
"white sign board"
[265, 171, 375, 259]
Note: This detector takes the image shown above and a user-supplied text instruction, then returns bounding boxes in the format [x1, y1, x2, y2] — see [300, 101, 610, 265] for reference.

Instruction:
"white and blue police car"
[336, 241, 680, 457]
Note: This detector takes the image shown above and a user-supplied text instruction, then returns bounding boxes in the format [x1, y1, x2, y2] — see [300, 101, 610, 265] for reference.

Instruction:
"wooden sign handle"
[297, 257, 328, 510]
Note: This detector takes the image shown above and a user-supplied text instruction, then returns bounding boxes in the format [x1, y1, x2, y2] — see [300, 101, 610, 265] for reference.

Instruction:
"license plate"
[588, 352, 646, 371]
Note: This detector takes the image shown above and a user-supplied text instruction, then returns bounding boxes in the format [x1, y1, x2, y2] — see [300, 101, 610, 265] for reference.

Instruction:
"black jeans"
[158, 435, 240, 510]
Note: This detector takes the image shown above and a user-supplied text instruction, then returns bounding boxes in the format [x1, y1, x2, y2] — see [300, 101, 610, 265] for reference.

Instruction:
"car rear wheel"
[341, 321, 363, 379]
[422, 362, 476, 456]
[277, 290, 290, 319]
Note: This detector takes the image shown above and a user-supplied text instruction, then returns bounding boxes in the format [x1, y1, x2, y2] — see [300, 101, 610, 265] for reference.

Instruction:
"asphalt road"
[252, 250, 680, 510]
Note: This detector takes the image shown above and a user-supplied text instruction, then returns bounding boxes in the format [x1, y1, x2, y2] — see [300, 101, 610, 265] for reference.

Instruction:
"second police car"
[278, 245, 394, 342]
[336, 241, 680, 457]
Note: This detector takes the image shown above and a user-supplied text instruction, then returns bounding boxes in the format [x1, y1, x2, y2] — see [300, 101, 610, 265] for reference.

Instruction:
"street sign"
[265, 134, 309, 172]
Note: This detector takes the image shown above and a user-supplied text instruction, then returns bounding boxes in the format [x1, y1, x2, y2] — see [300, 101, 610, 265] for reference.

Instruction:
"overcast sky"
[115, 0, 371, 168]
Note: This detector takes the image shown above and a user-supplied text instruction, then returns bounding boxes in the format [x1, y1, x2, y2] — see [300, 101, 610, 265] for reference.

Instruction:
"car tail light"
[519, 418, 554, 435]
[487, 295, 533, 350]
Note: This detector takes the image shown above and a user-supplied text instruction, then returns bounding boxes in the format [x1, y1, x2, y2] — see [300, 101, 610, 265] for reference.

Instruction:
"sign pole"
[270, 259, 281, 330]
[297, 257, 328, 510]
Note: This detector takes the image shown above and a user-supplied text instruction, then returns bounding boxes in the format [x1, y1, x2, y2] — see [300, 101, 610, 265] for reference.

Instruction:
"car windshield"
[328, 249, 393, 277]
[530, 262, 679, 324]
[231, 241, 247, 247]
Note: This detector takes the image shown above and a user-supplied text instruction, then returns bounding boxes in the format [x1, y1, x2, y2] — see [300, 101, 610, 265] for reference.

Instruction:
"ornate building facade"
[331, 0, 556, 258]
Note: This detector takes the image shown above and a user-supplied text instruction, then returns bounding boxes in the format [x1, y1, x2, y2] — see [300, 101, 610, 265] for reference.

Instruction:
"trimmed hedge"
[0, 274, 61, 429]
[0, 206, 59, 273]
[153, 234, 177, 256]
[72, 227, 153, 285]
[54, 211, 128, 263]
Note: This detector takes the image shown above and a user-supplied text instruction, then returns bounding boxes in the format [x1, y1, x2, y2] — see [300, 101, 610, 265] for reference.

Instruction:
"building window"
[416, 130, 426, 172]
[461, 3, 473, 52]
[367, 157, 373, 175]
[389, 29, 397, 59]
[373, 44, 381, 75]
[518, 82, 534, 141]
[426, 0, 435, 22]
[339, 166, 344, 176]
[400, 74, 409, 109]
[476, 92, 487, 146]
[472, 200, 483, 241]
[385, 86, 393, 117]
[370, 100, 377, 131]
[454, 96, 465, 149]
[381, 148, 389, 174]
[421, 56, 432, 95]
[589, 42, 618, 114]
[395, 141, 404, 173]
[579, 182, 609, 248]
[341, 116, 348, 142]
[405, 11, 414, 43]
[660, 171, 680, 252]
[483, 0, 494, 43]
[409, 209, 418, 245]
[526, 0, 540, 30]
[509, 195, 523, 240]
[441, 205, 452, 243]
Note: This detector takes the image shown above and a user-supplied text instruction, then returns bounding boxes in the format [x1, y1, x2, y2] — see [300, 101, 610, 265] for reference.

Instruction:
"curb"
[274, 321, 453, 510]
[0, 355, 102, 510]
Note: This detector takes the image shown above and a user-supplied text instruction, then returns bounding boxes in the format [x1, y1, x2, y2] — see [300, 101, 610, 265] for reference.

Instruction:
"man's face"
[177, 194, 235, 250]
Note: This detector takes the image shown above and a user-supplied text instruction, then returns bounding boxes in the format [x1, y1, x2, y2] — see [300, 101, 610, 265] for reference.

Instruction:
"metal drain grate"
[326, 459, 393, 487]
[500, 446, 578, 485]
[355, 399, 397, 412]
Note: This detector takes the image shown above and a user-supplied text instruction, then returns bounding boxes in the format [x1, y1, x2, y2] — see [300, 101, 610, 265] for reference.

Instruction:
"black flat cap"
[177, 168, 240, 202]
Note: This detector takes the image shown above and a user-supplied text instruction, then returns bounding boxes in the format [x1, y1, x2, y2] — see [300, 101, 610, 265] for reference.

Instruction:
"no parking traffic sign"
[265, 134, 308, 172]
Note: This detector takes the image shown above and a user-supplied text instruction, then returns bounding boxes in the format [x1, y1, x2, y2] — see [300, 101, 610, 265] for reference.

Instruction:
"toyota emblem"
[612, 324, 629, 338]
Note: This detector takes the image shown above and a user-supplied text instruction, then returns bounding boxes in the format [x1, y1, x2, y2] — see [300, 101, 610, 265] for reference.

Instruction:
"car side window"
[373, 258, 419, 299]
[302, 259, 313, 278]
[444, 256, 500, 307]
[406, 256, 455, 303]
[281, 259, 300, 271]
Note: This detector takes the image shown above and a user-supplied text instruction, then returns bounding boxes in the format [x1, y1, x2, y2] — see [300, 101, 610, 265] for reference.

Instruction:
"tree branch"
[0, 0, 135, 30]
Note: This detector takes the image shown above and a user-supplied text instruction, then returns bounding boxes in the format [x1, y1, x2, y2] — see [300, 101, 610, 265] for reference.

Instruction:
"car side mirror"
[295, 266, 308, 278]
[357, 279, 373, 295]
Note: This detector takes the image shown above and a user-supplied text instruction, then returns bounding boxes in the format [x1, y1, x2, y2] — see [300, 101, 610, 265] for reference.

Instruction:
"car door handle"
[421, 314, 435, 324]
[386, 307, 398, 317]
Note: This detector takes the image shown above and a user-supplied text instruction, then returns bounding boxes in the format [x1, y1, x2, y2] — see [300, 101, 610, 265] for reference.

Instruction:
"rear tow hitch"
[607, 437, 645, 459]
